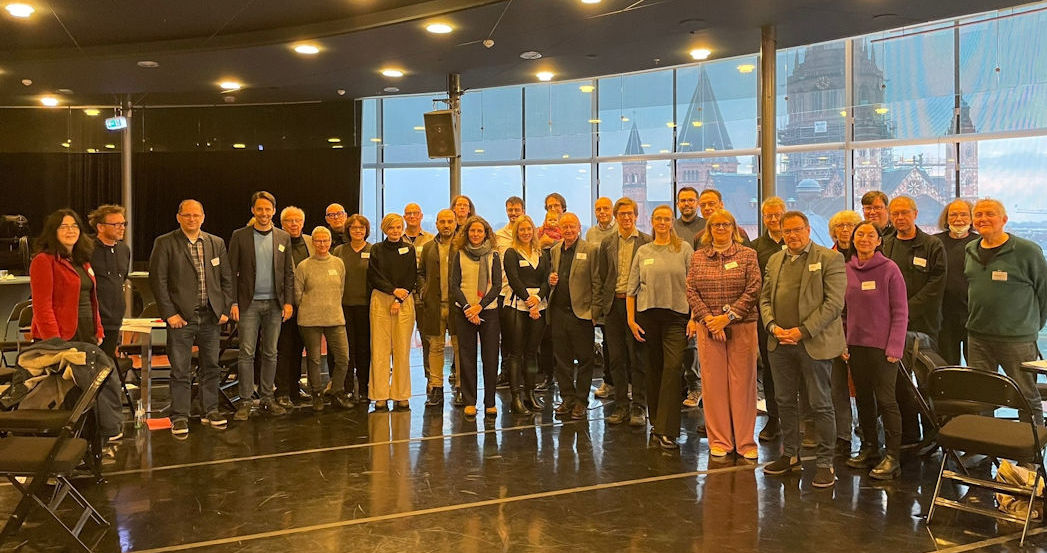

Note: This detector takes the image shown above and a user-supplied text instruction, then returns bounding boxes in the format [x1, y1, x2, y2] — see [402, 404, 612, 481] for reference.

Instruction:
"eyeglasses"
[616, 211, 636, 218]
[325, 211, 346, 219]
[99, 222, 127, 228]
[782, 226, 808, 236]
[57, 224, 79, 231]
[178, 213, 203, 219]
[312, 238, 331, 244]
[282, 218, 304, 225]
[863, 205, 886, 212]
[709, 222, 733, 229]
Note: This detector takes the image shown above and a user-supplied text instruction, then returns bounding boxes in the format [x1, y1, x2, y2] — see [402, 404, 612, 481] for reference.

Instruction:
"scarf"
[462, 239, 493, 299]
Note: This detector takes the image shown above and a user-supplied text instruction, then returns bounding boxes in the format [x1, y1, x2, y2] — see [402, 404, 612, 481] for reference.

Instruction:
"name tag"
[87, 267, 95, 276]
[328, 269, 338, 276]
[278, 244, 285, 252]
[398, 247, 409, 255]
[724, 261, 738, 270]
[808, 262, 821, 272]
[643, 258, 655, 266]
[913, 256, 927, 268]
[576, 252, 587, 260]
[361, 252, 370, 259]
[781, 244, 788, 250]
[861, 281, 876, 291]
[211, 257, 220, 267]
[519, 260, 529, 267]
[992, 270, 1008, 282]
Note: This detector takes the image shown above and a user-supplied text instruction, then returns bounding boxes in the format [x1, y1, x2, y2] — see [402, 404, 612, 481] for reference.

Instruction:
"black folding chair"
[0, 365, 113, 552]
[926, 367, 1047, 546]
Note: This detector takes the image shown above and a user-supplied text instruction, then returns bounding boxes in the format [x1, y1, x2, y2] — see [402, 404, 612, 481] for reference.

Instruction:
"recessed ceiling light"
[293, 44, 320, 55]
[327, 137, 341, 143]
[426, 23, 453, 34]
[380, 68, 404, 78]
[474, 149, 485, 153]
[680, 142, 690, 146]
[232, 143, 246, 149]
[691, 121, 703, 127]
[840, 110, 848, 117]
[57, 88, 73, 94]
[579, 85, 595, 93]
[581, 0, 601, 4]
[5, 3, 34, 18]
[666, 122, 676, 128]
[588, 119, 601, 124]
[413, 126, 425, 131]
[83, 108, 100, 116]
[519, 51, 542, 60]
[561, 154, 570, 159]
[689, 48, 711, 60]
[87, 148, 99, 153]
[736, 64, 755, 74]
[60, 142, 70, 148]
[875, 106, 889, 115]
[105, 144, 116, 149]
[383, 87, 399, 93]
[659, 149, 669, 154]
[137, 60, 159, 68]
[705, 147, 716, 152]
[536, 71, 554, 82]
[40, 96, 58, 107]
[219, 81, 242, 91]
[332, 144, 344, 149]
[369, 138, 382, 143]
[621, 116, 629, 122]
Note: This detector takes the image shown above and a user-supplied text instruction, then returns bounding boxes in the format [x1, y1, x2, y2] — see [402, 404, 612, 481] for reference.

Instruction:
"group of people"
[26, 185, 1047, 490]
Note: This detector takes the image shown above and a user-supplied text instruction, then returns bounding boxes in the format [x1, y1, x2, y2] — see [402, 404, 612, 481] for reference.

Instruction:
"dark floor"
[2, 347, 1047, 553]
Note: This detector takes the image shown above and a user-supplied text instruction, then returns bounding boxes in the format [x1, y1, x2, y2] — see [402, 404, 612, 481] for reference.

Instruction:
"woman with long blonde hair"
[502, 215, 551, 413]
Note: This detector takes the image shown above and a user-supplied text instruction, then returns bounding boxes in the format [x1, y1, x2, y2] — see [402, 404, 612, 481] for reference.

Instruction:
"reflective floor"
[2, 348, 1047, 553]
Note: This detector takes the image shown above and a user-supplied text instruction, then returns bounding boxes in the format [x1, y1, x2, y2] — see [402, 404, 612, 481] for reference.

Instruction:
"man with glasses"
[882, 195, 946, 449]
[748, 196, 788, 441]
[149, 199, 234, 437]
[403, 203, 435, 384]
[760, 211, 846, 488]
[88, 204, 131, 362]
[933, 199, 979, 365]
[860, 190, 895, 239]
[325, 203, 349, 247]
[275, 206, 313, 408]
[594, 197, 650, 425]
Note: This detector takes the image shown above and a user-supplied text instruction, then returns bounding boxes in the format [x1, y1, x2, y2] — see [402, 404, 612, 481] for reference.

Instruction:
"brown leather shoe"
[571, 404, 586, 419]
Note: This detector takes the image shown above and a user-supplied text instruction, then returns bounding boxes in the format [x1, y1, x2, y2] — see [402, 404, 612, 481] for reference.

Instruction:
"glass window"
[676, 55, 759, 152]
[524, 164, 593, 226]
[959, 9, 1047, 134]
[524, 82, 592, 160]
[383, 167, 450, 235]
[462, 87, 522, 161]
[361, 99, 379, 164]
[852, 144, 950, 229]
[597, 160, 673, 233]
[462, 166, 524, 230]
[777, 149, 846, 246]
[360, 168, 380, 237]
[853, 30, 955, 140]
[382, 94, 444, 163]
[598, 70, 674, 156]
[777, 42, 847, 146]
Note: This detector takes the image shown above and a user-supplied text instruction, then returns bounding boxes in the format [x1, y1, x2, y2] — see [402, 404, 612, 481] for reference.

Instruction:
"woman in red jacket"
[30, 209, 103, 343]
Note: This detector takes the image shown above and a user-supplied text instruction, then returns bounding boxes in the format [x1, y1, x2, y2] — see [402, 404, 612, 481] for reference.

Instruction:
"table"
[1020, 360, 1047, 377]
[0, 275, 31, 365]
[119, 317, 167, 416]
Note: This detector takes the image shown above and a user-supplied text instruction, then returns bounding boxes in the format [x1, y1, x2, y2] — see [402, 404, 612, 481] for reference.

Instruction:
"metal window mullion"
[844, 39, 855, 210]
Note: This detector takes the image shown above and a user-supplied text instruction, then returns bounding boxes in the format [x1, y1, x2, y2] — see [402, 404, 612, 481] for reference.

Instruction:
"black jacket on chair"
[227, 226, 295, 311]
[148, 229, 234, 321]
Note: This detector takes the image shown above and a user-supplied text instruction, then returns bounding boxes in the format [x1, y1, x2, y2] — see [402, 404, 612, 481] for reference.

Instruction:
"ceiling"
[0, 0, 1030, 107]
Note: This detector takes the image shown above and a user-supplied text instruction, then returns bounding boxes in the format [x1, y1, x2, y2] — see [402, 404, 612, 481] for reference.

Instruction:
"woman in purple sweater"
[843, 220, 909, 480]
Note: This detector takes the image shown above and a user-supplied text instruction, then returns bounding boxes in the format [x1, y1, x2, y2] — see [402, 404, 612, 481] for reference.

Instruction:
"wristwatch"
[722, 304, 738, 322]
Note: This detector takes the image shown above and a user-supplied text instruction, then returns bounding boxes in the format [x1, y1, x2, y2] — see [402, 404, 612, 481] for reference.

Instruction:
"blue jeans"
[968, 337, 1043, 425]
[237, 299, 282, 401]
[769, 345, 835, 468]
[167, 307, 221, 421]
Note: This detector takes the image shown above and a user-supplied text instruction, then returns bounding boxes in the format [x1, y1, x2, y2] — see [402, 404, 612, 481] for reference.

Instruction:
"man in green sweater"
[965, 198, 1047, 425]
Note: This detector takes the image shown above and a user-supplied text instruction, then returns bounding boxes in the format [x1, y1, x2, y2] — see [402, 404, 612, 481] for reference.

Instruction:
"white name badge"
[861, 281, 876, 291]
[328, 269, 338, 276]
[644, 258, 655, 266]
[576, 252, 587, 260]
[808, 262, 821, 272]
[398, 247, 409, 255]
[519, 260, 529, 267]
[724, 261, 738, 270]
[992, 270, 1008, 281]
[913, 256, 927, 268]
[211, 257, 220, 267]
[278, 244, 285, 252]
[781, 244, 788, 250]
[361, 252, 370, 259]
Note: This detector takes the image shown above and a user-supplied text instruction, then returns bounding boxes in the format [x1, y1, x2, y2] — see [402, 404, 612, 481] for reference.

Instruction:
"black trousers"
[638, 309, 688, 438]
[898, 332, 936, 443]
[551, 306, 596, 407]
[597, 324, 613, 386]
[850, 345, 901, 453]
[605, 298, 647, 407]
[505, 308, 546, 376]
[498, 302, 513, 376]
[938, 310, 969, 366]
[538, 322, 555, 380]
[275, 314, 305, 398]
[455, 309, 500, 408]
[757, 323, 778, 420]
[99, 326, 120, 362]
[344, 304, 371, 398]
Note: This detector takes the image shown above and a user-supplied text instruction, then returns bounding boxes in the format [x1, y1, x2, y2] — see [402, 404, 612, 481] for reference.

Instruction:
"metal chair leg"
[926, 453, 949, 523]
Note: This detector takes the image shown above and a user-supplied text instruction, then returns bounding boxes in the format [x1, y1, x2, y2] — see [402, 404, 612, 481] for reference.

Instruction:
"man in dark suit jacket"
[594, 197, 651, 426]
[149, 199, 234, 437]
[228, 191, 295, 421]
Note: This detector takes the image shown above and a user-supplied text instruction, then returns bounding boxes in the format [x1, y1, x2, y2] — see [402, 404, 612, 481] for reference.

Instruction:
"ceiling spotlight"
[579, 85, 595, 93]
[105, 144, 116, 149]
[380, 68, 404, 78]
[332, 144, 344, 149]
[588, 119, 601, 124]
[413, 126, 425, 131]
[736, 64, 755, 74]
[40, 96, 58, 107]
[83, 108, 101, 116]
[383, 87, 399, 93]
[689, 48, 711, 60]
[137, 60, 159, 68]
[20, 79, 31, 86]
[232, 143, 246, 149]
[293, 44, 320, 55]
[369, 138, 382, 143]
[5, 3, 34, 18]
[519, 51, 542, 60]
[426, 23, 453, 34]
[86, 148, 98, 153]
[581, 0, 601, 3]
[327, 137, 341, 143]
[219, 81, 242, 91]
[60, 142, 70, 148]
[536, 71, 554, 82]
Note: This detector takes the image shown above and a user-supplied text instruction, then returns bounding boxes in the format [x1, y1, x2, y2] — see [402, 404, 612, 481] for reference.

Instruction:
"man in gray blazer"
[759, 211, 846, 488]
[594, 197, 651, 426]
[228, 191, 295, 421]
[149, 199, 234, 437]
[548, 212, 601, 420]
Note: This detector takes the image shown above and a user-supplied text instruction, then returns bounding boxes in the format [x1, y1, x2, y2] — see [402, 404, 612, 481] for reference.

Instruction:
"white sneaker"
[594, 382, 615, 399]
[682, 390, 701, 408]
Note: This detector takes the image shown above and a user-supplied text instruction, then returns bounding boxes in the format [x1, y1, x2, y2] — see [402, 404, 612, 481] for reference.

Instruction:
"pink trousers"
[697, 321, 758, 455]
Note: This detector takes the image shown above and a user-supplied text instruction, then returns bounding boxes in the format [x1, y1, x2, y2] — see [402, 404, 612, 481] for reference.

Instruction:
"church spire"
[677, 66, 734, 153]
[624, 121, 645, 155]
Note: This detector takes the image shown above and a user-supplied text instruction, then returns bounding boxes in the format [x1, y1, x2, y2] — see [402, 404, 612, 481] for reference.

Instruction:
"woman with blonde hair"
[368, 213, 418, 411]
[502, 215, 551, 413]
[626, 205, 694, 449]
[686, 208, 762, 459]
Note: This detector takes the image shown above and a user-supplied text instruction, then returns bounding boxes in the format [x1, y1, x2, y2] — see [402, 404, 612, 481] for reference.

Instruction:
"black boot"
[846, 445, 881, 469]
[509, 357, 531, 414]
[870, 453, 901, 480]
